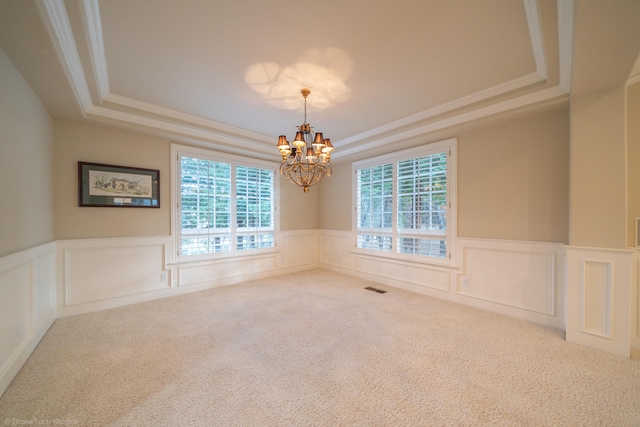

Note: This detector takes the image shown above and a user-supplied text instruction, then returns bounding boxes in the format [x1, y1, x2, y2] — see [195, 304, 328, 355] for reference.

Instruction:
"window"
[354, 139, 456, 265]
[173, 145, 277, 261]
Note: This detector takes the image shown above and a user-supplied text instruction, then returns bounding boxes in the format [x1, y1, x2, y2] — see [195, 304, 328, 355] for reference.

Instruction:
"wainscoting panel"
[63, 244, 168, 306]
[0, 242, 56, 397]
[581, 260, 612, 338]
[635, 258, 640, 350]
[178, 255, 277, 287]
[57, 237, 171, 317]
[0, 263, 31, 375]
[279, 230, 320, 271]
[319, 230, 353, 271]
[566, 246, 633, 358]
[320, 231, 565, 330]
[354, 256, 450, 291]
[457, 245, 556, 316]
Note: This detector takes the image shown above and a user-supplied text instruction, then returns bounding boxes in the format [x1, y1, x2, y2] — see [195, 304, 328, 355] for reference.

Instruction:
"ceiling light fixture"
[276, 88, 334, 192]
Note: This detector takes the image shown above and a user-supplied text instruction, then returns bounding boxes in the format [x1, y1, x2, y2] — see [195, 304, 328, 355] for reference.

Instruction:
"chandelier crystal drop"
[276, 88, 334, 192]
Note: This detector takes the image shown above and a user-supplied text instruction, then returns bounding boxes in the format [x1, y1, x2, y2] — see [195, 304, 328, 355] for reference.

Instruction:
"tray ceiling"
[0, 0, 574, 158]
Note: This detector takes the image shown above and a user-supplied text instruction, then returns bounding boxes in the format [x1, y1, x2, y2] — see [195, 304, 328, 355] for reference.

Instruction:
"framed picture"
[78, 162, 160, 208]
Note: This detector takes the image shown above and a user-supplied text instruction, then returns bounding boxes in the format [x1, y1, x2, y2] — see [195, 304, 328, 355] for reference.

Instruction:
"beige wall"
[628, 82, 640, 248]
[0, 50, 54, 257]
[458, 106, 569, 243]
[279, 175, 320, 230]
[53, 121, 171, 239]
[319, 161, 352, 231]
[320, 105, 570, 243]
[570, 85, 627, 249]
[53, 120, 318, 238]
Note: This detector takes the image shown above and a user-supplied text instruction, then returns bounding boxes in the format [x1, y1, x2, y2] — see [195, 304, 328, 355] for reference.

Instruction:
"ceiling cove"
[35, 0, 573, 158]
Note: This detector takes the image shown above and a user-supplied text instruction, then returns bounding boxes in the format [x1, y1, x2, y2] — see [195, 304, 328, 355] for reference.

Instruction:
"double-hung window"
[354, 138, 456, 265]
[173, 145, 277, 261]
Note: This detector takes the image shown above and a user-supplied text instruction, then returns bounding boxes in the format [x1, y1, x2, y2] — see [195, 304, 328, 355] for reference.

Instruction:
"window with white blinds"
[175, 147, 276, 260]
[180, 157, 232, 255]
[356, 164, 393, 252]
[397, 154, 448, 258]
[236, 166, 275, 250]
[353, 139, 455, 264]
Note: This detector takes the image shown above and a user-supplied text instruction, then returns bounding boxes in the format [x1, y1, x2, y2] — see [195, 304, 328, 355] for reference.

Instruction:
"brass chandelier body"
[276, 88, 334, 192]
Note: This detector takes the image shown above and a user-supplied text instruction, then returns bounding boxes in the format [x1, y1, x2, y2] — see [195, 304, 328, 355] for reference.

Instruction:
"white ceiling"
[1, 0, 637, 160]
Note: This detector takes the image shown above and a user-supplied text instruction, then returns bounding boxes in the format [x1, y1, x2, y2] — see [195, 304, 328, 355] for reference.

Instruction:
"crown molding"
[337, 85, 569, 158]
[557, 0, 575, 92]
[36, 0, 93, 113]
[80, 0, 109, 100]
[102, 93, 274, 144]
[524, 0, 548, 79]
[628, 74, 640, 87]
[85, 104, 274, 156]
[336, 71, 545, 149]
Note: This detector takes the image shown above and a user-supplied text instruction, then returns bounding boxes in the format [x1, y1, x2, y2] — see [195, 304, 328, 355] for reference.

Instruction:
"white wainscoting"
[55, 231, 321, 317]
[319, 231, 565, 329]
[456, 238, 563, 328]
[278, 229, 321, 272]
[634, 257, 640, 351]
[565, 246, 636, 358]
[0, 242, 56, 397]
[56, 236, 172, 317]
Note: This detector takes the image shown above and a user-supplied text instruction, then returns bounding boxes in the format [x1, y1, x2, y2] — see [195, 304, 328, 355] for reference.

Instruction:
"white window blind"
[180, 157, 231, 256]
[353, 139, 455, 264]
[397, 153, 448, 258]
[235, 166, 275, 251]
[356, 164, 393, 252]
[177, 152, 275, 259]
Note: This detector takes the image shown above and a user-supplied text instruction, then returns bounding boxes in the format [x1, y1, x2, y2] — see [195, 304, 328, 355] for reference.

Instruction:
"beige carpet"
[1, 269, 639, 426]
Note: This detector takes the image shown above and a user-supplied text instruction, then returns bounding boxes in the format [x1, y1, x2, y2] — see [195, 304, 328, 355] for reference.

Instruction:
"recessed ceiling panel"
[97, 0, 536, 141]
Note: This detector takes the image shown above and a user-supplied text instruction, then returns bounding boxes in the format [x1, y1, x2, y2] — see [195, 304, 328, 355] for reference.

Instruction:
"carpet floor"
[1, 269, 639, 426]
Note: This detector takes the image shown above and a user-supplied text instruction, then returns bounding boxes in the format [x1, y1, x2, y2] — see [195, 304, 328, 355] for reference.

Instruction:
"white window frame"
[352, 138, 457, 266]
[171, 144, 280, 263]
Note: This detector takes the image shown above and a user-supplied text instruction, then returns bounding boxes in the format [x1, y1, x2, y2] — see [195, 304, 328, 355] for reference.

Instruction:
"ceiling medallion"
[276, 88, 334, 192]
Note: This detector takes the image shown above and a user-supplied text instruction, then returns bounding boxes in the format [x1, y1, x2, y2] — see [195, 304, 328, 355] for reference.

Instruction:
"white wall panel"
[566, 246, 633, 357]
[355, 256, 450, 291]
[0, 243, 56, 397]
[582, 260, 612, 338]
[0, 264, 31, 373]
[56, 233, 319, 316]
[279, 230, 320, 270]
[34, 253, 55, 329]
[635, 258, 640, 349]
[320, 231, 565, 330]
[57, 237, 171, 316]
[178, 256, 276, 287]
[61, 239, 169, 306]
[320, 230, 352, 270]
[458, 246, 556, 315]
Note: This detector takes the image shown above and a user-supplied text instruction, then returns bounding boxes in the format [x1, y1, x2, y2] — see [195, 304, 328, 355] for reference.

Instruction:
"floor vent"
[364, 286, 387, 294]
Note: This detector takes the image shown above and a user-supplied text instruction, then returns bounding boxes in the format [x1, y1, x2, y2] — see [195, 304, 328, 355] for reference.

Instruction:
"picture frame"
[78, 161, 160, 208]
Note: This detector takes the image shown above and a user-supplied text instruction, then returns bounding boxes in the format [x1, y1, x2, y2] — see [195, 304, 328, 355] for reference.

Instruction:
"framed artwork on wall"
[78, 161, 160, 208]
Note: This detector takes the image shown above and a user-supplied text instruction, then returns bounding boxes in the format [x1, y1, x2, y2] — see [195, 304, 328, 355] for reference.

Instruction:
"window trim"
[352, 138, 457, 267]
[171, 144, 280, 264]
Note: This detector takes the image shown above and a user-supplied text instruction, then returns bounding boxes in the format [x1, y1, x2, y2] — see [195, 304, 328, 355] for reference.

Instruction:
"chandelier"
[276, 88, 334, 192]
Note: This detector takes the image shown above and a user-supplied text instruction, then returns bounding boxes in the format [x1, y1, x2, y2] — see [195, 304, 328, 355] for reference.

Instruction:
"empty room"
[1, 0, 640, 425]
